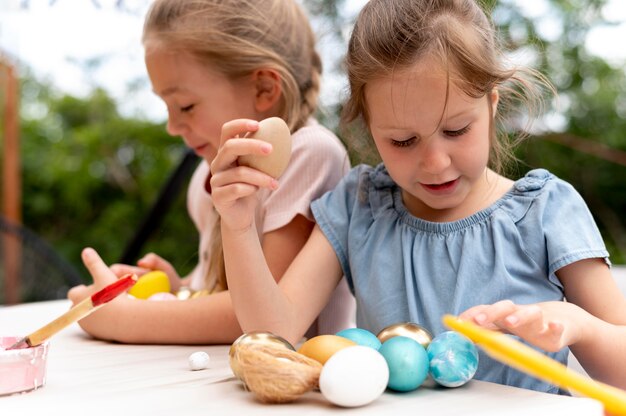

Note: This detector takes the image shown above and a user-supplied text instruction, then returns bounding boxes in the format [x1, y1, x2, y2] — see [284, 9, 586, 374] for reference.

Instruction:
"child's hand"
[110, 254, 181, 291]
[136, 252, 181, 291]
[210, 119, 279, 233]
[459, 300, 587, 352]
[67, 247, 120, 304]
[67, 247, 133, 340]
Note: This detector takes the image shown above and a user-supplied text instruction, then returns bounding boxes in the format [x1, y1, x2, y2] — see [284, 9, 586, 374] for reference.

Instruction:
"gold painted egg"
[229, 331, 295, 380]
[377, 322, 433, 348]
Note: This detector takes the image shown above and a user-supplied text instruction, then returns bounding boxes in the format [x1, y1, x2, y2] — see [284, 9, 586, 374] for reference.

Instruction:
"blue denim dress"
[311, 164, 609, 394]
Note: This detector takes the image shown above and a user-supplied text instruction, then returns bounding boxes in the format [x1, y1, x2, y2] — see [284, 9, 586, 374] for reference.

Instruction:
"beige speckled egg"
[238, 117, 292, 178]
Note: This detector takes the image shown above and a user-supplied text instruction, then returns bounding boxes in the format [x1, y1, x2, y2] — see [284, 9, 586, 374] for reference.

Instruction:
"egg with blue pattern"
[336, 328, 382, 350]
[427, 331, 479, 387]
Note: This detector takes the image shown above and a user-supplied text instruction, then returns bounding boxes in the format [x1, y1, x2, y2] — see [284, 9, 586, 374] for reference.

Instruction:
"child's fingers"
[110, 263, 146, 277]
[137, 254, 180, 283]
[81, 247, 118, 288]
[219, 118, 259, 147]
[211, 139, 273, 178]
[501, 304, 547, 337]
[67, 284, 91, 304]
[210, 164, 277, 194]
[211, 181, 262, 206]
[137, 253, 169, 271]
[461, 300, 517, 329]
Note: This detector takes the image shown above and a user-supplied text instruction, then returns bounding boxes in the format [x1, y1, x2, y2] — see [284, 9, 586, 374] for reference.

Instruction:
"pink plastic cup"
[0, 336, 49, 396]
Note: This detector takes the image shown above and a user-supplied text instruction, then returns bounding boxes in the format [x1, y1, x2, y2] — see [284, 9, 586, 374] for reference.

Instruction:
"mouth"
[192, 143, 209, 153]
[421, 178, 459, 193]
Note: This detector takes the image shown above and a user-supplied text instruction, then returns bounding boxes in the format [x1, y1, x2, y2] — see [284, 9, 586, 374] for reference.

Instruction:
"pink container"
[0, 336, 49, 396]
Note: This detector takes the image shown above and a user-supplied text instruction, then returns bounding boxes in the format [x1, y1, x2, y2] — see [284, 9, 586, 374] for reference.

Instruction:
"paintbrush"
[443, 314, 626, 415]
[5, 274, 138, 350]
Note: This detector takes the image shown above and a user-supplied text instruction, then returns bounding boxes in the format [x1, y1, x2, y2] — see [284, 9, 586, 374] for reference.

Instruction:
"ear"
[489, 88, 499, 117]
[252, 69, 282, 113]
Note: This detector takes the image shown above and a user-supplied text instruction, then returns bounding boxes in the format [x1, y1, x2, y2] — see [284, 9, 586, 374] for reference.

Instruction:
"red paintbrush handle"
[91, 274, 137, 306]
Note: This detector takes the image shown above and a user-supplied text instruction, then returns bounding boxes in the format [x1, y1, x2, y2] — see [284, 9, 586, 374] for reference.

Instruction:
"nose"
[418, 138, 451, 175]
[166, 112, 186, 137]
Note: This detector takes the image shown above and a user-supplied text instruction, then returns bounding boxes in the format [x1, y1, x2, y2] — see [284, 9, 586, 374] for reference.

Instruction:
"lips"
[421, 178, 459, 193]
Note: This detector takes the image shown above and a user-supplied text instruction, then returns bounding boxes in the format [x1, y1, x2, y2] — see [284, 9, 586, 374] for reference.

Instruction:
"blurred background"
[0, 0, 625, 303]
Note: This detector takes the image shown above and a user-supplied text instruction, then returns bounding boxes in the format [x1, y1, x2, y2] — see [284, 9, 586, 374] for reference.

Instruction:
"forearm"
[570, 316, 626, 389]
[222, 224, 297, 341]
[78, 293, 243, 344]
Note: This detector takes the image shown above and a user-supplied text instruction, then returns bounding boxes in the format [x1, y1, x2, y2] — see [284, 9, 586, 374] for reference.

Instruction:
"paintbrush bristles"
[230, 343, 322, 403]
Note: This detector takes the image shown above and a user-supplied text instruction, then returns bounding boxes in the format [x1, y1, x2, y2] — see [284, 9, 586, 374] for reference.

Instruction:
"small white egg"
[319, 345, 389, 407]
[188, 351, 210, 371]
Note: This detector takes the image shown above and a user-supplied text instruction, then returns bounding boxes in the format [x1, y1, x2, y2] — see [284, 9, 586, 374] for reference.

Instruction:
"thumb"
[81, 247, 118, 288]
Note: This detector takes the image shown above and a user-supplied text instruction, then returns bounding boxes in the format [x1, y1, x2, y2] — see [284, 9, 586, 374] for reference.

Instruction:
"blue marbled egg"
[379, 336, 429, 392]
[427, 331, 479, 388]
[336, 328, 382, 350]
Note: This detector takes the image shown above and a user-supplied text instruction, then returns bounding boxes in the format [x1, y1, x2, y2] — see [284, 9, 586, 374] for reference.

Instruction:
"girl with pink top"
[67, 0, 355, 344]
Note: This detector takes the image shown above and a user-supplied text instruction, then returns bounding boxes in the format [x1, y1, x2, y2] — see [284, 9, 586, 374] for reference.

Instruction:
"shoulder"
[315, 163, 392, 211]
[292, 118, 347, 157]
[512, 169, 576, 195]
[509, 168, 586, 213]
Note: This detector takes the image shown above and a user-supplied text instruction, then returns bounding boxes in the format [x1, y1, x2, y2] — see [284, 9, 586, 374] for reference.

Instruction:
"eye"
[390, 136, 417, 148]
[444, 125, 471, 137]
[180, 104, 195, 113]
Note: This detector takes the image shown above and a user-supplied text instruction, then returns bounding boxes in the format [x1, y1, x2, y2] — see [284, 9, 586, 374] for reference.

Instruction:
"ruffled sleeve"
[512, 169, 610, 284]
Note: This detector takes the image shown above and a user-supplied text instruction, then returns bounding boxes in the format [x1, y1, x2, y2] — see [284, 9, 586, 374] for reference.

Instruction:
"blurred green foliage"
[16, 75, 198, 281]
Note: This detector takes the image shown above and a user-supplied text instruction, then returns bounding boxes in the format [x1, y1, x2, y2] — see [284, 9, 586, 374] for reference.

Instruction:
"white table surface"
[0, 300, 605, 415]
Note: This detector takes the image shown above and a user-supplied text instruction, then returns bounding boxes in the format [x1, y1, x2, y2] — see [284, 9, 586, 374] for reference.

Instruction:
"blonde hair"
[143, 0, 323, 291]
[342, 0, 554, 173]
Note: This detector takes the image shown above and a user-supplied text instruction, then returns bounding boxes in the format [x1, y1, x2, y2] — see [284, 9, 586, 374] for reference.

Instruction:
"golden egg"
[297, 335, 357, 365]
[377, 322, 433, 348]
[229, 331, 295, 380]
[238, 117, 292, 178]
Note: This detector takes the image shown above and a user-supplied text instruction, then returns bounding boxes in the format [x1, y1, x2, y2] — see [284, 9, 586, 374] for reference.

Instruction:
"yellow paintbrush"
[442, 314, 626, 415]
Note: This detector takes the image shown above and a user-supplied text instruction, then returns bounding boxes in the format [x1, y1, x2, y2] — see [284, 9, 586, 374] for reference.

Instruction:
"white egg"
[319, 345, 389, 407]
[188, 351, 210, 371]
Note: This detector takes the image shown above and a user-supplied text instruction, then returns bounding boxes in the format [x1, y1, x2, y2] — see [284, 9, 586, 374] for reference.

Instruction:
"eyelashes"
[390, 124, 471, 148]
[444, 125, 471, 137]
[389, 124, 472, 148]
[390, 137, 416, 147]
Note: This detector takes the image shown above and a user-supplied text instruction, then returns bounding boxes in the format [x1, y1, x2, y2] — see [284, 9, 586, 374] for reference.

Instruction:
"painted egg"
[238, 117, 292, 178]
[427, 331, 479, 387]
[297, 335, 356, 365]
[127, 270, 170, 300]
[319, 345, 389, 407]
[229, 331, 295, 380]
[336, 328, 382, 350]
[377, 322, 433, 348]
[378, 336, 429, 392]
[188, 351, 210, 371]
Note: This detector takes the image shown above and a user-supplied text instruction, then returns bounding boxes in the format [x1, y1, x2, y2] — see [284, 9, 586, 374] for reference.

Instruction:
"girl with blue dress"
[189, 0, 626, 393]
